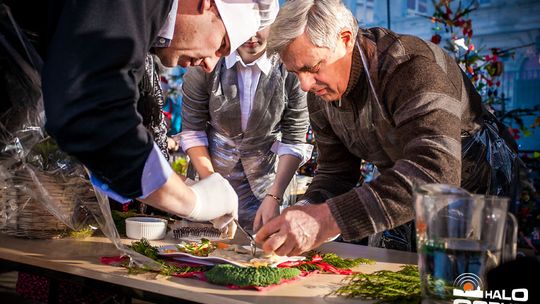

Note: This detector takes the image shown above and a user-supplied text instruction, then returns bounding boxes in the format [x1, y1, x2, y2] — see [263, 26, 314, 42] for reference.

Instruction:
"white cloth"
[176, 131, 207, 152]
[156, 0, 279, 51]
[179, 131, 312, 164]
[270, 140, 313, 166]
[214, 0, 279, 53]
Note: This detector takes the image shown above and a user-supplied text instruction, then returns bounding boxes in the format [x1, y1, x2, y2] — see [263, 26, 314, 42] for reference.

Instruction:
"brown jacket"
[302, 27, 484, 241]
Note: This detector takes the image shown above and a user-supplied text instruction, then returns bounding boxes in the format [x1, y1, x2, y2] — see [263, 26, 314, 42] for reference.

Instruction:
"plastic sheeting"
[461, 109, 523, 198]
[0, 4, 160, 270]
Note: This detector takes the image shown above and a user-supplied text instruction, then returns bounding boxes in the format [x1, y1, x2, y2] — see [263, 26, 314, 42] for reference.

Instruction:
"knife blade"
[233, 219, 257, 257]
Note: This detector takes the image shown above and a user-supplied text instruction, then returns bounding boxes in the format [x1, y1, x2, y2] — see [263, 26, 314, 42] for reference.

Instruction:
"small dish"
[125, 217, 167, 240]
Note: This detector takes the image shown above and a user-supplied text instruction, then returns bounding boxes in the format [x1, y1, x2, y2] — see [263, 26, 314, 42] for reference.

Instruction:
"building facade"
[276, 0, 539, 150]
[347, 0, 540, 151]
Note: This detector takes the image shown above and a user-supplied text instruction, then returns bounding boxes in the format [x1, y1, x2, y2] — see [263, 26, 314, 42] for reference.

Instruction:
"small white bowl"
[125, 217, 167, 240]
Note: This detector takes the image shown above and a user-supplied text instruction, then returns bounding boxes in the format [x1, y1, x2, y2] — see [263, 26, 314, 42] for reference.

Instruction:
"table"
[0, 235, 417, 303]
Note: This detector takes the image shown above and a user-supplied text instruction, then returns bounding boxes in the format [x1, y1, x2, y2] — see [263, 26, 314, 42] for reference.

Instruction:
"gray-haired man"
[256, 0, 518, 255]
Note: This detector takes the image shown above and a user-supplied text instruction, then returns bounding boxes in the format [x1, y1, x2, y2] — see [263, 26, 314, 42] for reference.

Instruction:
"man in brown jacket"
[256, 0, 519, 255]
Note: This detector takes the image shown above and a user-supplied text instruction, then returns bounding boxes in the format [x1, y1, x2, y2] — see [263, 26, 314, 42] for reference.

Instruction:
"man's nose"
[201, 56, 220, 73]
[298, 73, 316, 92]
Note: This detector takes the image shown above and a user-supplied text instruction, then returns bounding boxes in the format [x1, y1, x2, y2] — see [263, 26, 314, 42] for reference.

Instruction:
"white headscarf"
[214, 0, 279, 53]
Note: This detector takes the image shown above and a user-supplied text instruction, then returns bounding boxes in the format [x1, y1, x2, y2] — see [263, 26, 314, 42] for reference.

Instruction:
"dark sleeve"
[42, 0, 172, 197]
[280, 70, 309, 144]
[301, 93, 362, 204]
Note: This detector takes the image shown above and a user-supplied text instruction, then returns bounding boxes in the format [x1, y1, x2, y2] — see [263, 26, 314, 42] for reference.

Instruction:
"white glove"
[187, 173, 238, 234]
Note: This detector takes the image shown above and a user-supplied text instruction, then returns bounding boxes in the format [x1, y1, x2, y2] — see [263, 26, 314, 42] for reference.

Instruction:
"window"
[407, 0, 428, 14]
[356, 0, 375, 25]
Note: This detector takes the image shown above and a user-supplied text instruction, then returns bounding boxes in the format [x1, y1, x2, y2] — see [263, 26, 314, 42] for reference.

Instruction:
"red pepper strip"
[276, 255, 325, 268]
[172, 271, 206, 279]
[316, 262, 352, 275]
[276, 260, 306, 268]
[276, 255, 352, 275]
[311, 255, 323, 262]
[100, 256, 129, 266]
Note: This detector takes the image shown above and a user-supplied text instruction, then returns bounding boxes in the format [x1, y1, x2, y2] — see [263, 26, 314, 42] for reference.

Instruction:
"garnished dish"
[158, 239, 305, 267]
[102, 238, 377, 290]
[173, 238, 216, 257]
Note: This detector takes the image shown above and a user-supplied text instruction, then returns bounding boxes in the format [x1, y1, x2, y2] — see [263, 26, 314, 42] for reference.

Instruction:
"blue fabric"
[90, 143, 173, 203]
[164, 67, 186, 135]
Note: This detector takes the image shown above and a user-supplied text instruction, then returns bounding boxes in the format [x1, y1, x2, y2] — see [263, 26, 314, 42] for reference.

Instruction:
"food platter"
[158, 242, 305, 267]
[158, 244, 255, 267]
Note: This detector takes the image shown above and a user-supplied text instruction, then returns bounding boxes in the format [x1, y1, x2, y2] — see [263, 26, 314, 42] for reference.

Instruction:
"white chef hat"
[214, 0, 279, 53]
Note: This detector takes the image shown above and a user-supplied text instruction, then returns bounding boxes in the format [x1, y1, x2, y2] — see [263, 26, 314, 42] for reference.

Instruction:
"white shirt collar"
[224, 51, 272, 75]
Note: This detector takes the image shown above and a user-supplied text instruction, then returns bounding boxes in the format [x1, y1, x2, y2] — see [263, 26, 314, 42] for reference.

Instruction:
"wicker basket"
[0, 167, 100, 239]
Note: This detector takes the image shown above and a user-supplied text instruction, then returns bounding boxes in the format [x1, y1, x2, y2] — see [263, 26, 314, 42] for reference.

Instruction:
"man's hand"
[167, 137, 179, 152]
[255, 203, 341, 256]
[252, 195, 280, 232]
[187, 173, 238, 233]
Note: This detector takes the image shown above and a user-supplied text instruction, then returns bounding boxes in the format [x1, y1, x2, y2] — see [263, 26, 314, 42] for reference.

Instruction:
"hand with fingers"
[255, 203, 341, 256]
[252, 195, 280, 232]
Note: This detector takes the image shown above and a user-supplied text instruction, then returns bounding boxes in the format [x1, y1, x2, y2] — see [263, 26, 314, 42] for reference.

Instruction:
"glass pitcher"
[414, 184, 517, 303]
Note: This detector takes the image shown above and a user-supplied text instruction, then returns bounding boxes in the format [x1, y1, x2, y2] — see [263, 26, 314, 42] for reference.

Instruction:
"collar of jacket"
[224, 50, 273, 75]
[342, 33, 365, 99]
[330, 32, 365, 109]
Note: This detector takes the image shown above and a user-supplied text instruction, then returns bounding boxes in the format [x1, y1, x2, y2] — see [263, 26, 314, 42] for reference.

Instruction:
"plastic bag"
[0, 3, 94, 237]
[461, 109, 523, 198]
[0, 3, 159, 270]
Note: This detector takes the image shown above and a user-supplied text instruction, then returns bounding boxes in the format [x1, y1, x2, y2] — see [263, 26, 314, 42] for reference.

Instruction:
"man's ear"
[198, 0, 213, 14]
[340, 29, 354, 50]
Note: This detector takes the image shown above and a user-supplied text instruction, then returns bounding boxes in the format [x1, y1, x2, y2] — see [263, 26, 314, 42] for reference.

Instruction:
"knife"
[233, 219, 257, 257]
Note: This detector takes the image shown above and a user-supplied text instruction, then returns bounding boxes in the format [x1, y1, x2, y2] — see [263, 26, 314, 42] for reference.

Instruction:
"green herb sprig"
[333, 265, 421, 304]
[127, 238, 208, 276]
[292, 263, 321, 272]
[320, 252, 374, 268]
[158, 263, 207, 276]
[305, 251, 374, 268]
[129, 238, 160, 260]
[68, 226, 95, 239]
